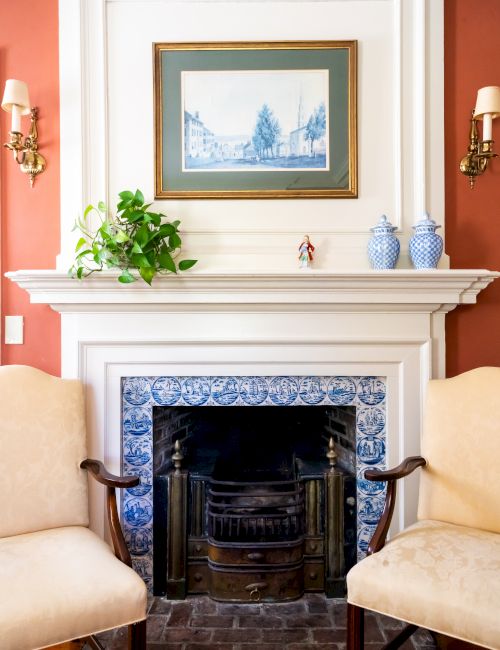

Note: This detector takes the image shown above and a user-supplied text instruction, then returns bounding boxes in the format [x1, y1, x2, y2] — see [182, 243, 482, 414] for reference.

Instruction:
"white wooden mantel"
[7, 267, 499, 536]
[7, 268, 497, 311]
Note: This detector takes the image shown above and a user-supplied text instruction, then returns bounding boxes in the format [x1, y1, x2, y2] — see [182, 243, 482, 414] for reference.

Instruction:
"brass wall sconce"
[459, 85, 500, 188]
[2, 79, 46, 187]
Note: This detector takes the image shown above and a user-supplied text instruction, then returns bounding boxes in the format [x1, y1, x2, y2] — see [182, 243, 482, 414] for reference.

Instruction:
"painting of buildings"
[181, 70, 329, 171]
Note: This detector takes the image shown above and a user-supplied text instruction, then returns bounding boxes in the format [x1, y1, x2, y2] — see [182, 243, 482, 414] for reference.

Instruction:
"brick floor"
[93, 594, 437, 649]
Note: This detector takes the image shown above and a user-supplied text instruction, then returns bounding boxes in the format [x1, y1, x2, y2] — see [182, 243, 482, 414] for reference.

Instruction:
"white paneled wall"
[58, 0, 444, 271]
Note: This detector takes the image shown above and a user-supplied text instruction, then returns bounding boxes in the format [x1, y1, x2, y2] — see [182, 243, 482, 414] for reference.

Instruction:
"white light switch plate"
[5, 315, 24, 344]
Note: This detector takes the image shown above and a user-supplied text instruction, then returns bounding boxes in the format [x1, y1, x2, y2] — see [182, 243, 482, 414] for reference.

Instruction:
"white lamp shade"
[474, 85, 500, 119]
[1, 79, 31, 115]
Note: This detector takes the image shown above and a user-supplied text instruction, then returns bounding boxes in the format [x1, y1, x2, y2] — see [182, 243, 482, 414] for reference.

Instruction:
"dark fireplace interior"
[153, 406, 356, 602]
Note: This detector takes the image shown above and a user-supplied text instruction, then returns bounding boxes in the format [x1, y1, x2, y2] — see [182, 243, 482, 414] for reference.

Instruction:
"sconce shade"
[1, 79, 31, 115]
[474, 86, 500, 119]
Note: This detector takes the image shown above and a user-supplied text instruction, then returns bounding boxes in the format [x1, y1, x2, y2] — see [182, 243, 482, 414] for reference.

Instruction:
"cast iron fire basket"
[207, 478, 305, 543]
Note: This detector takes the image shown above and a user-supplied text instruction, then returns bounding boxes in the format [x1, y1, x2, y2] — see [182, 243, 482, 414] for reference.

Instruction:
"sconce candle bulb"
[1, 79, 46, 187]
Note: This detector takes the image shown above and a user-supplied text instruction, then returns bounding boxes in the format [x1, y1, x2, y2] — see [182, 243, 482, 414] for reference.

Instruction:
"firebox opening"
[153, 405, 356, 602]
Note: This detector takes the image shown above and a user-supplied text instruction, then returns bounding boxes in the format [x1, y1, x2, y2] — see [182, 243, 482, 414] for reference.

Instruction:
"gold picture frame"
[154, 41, 357, 199]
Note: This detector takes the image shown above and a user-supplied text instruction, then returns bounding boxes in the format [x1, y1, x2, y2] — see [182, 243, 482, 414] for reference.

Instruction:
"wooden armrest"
[81, 458, 139, 488]
[366, 455, 426, 556]
[80, 458, 136, 567]
[365, 456, 426, 482]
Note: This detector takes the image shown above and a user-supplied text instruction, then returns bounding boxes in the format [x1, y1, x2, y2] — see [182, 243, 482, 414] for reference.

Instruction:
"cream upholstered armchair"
[0, 366, 147, 650]
[347, 367, 500, 650]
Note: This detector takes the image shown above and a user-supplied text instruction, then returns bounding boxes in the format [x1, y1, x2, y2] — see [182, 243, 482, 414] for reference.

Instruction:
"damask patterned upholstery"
[0, 365, 89, 537]
[347, 367, 500, 649]
[0, 366, 147, 650]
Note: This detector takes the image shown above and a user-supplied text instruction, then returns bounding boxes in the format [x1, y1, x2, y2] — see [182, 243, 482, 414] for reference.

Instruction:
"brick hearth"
[94, 595, 436, 649]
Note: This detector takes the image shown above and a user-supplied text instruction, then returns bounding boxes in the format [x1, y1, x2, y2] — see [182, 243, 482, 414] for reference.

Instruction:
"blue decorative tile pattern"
[121, 375, 387, 588]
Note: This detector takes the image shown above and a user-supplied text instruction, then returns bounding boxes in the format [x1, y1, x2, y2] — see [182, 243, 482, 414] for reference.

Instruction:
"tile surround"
[121, 375, 387, 591]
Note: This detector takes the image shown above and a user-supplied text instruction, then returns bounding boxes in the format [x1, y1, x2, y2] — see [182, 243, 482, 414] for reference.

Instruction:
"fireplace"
[121, 375, 386, 597]
[8, 268, 496, 598]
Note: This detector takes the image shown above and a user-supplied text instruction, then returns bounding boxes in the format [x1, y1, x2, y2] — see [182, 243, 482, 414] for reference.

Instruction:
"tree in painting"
[252, 104, 281, 159]
[305, 102, 326, 156]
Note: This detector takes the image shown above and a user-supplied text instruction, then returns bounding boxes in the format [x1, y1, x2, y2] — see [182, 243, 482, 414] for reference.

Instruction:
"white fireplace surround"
[7, 268, 499, 543]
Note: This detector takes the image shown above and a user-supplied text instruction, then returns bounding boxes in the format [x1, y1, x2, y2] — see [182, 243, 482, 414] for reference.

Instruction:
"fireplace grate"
[207, 478, 305, 543]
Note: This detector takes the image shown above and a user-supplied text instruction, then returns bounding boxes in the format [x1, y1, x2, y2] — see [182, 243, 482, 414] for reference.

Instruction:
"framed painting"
[154, 41, 357, 199]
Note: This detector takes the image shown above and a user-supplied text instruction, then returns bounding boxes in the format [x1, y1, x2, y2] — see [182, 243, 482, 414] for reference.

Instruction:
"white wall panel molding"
[57, 0, 445, 270]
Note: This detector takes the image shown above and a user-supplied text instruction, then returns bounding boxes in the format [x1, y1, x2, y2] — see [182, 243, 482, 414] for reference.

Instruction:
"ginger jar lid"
[412, 213, 441, 233]
[370, 215, 397, 234]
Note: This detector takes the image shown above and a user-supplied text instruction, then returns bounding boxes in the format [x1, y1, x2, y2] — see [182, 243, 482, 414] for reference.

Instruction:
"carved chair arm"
[365, 456, 426, 482]
[81, 458, 139, 488]
[365, 455, 426, 556]
[81, 458, 138, 567]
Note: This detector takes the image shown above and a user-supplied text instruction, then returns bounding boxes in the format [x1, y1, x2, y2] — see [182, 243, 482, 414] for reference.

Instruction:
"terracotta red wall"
[0, 0, 60, 375]
[445, 0, 500, 376]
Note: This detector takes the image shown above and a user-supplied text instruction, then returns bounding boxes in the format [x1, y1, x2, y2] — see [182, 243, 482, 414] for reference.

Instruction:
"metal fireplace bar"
[208, 478, 305, 542]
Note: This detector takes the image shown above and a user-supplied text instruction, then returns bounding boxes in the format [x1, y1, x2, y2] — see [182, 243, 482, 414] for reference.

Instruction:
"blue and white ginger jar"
[409, 213, 443, 269]
[367, 215, 400, 269]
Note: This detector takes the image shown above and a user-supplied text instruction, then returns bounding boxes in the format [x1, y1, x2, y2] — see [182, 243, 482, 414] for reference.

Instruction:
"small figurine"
[298, 235, 315, 269]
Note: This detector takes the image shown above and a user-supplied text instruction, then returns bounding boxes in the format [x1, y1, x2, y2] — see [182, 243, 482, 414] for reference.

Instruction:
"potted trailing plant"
[70, 189, 197, 285]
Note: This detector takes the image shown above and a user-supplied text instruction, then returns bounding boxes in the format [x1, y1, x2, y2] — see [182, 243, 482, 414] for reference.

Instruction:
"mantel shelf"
[6, 268, 499, 314]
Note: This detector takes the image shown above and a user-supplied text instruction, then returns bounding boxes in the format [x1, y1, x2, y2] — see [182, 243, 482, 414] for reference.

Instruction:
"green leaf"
[118, 190, 134, 200]
[139, 265, 155, 285]
[97, 201, 107, 212]
[76, 248, 92, 259]
[76, 266, 84, 279]
[158, 251, 177, 273]
[126, 209, 146, 223]
[114, 230, 129, 243]
[118, 269, 136, 283]
[131, 241, 143, 254]
[178, 259, 197, 271]
[83, 204, 94, 218]
[169, 232, 182, 249]
[158, 223, 175, 238]
[130, 253, 152, 268]
[75, 237, 87, 252]
[136, 224, 151, 248]
[146, 212, 161, 227]
[133, 189, 145, 206]
[171, 220, 181, 228]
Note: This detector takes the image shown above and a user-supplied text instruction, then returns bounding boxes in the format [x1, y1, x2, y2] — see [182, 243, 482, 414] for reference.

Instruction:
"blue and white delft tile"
[356, 436, 386, 465]
[151, 377, 182, 405]
[356, 468, 386, 497]
[269, 376, 299, 405]
[239, 376, 269, 405]
[132, 557, 153, 589]
[357, 378, 386, 406]
[357, 525, 377, 559]
[123, 438, 151, 467]
[181, 377, 211, 406]
[299, 376, 327, 405]
[327, 376, 357, 404]
[358, 495, 385, 526]
[123, 406, 153, 436]
[123, 377, 152, 406]
[211, 376, 240, 405]
[356, 407, 385, 436]
[123, 497, 153, 527]
[125, 467, 153, 497]
[125, 527, 153, 556]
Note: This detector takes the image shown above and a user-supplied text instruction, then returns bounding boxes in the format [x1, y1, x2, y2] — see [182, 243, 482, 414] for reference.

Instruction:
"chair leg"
[128, 619, 146, 650]
[347, 603, 364, 650]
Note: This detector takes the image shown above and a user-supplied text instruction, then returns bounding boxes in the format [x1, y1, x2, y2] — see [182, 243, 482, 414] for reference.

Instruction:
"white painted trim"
[57, 0, 446, 269]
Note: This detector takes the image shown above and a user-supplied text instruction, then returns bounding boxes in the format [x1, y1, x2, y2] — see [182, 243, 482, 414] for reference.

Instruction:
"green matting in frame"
[154, 41, 357, 199]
